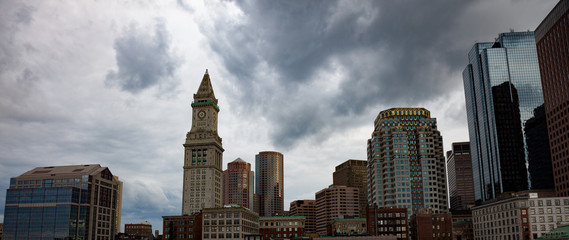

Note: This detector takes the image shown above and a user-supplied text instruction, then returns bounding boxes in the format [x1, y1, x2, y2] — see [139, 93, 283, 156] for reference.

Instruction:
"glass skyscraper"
[2, 164, 122, 240]
[462, 31, 551, 203]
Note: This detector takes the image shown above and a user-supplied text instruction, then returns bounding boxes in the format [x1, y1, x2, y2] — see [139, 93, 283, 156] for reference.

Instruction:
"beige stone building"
[182, 70, 224, 215]
[202, 205, 260, 240]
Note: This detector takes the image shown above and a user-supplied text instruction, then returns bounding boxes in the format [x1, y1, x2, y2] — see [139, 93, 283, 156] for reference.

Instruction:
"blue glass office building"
[463, 31, 552, 203]
[2, 165, 122, 240]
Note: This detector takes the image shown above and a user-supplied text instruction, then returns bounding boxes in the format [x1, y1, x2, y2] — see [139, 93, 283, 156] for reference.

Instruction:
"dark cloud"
[197, 0, 477, 148]
[106, 19, 180, 94]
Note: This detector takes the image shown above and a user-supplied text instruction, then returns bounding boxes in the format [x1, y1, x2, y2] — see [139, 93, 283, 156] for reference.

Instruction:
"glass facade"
[3, 187, 90, 240]
[462, 31, 551, 203]
[2, 165, 121, 240]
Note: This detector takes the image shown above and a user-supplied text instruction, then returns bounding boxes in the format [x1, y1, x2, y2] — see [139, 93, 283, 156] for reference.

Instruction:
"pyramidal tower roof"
[194, 69, 218, 104]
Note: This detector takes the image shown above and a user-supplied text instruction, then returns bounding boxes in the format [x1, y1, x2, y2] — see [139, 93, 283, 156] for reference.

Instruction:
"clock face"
[198, 110, 206, 119]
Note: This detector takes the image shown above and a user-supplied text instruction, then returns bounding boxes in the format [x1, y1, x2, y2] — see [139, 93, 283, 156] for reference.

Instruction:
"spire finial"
[205, 69, 208, 75]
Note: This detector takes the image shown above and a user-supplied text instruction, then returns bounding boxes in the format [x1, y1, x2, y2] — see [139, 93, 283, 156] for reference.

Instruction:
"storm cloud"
[106, 19, 180, 94]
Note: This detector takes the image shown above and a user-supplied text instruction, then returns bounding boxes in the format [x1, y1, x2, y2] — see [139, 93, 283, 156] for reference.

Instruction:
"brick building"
[289, 200, 316, 234]
[259, 216, 305, 240]
[366, 207, 409, 240]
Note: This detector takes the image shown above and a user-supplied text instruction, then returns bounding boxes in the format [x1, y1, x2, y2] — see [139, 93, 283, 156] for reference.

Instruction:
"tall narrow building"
[462, 31, 551, 203]
[446, 142, 475, 210]
[223, 158, 254, 209]
[367, 108, 448, 215]
[255, 151, 284, 216]
[535, 0, 569, 196]
[182, 70, 224, 215]
[333, 159, 368, 218]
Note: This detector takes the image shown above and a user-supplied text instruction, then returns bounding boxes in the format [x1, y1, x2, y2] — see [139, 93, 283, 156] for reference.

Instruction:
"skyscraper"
[333, 159, 368, 218]
[446, 142, 475, 210]
[3, 164, 122, 240]
[182, 70, 224, 215]
[255, 151, 284, 217]
[463, 31, 551, 203]
[223, 158, 254, 209]
[367, 108, 448, 215]
[535, 0, 569, 196]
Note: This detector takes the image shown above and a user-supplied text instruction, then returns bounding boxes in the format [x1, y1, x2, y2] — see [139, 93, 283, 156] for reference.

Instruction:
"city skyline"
[0, 0, 559, 232]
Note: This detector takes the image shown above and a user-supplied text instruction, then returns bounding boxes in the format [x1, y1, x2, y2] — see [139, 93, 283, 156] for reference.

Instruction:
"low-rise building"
[163, 213, 203, 240]
[409, 212, 452, 240]
[125, 221, 153, 240]
[450, 209, 473, 240]
[202, 205, 260, 240]
[472, 191, 569, 240]
[366, 207, 409, 240]
[326, 218, 367, 237]
[259, 216, 305, 240]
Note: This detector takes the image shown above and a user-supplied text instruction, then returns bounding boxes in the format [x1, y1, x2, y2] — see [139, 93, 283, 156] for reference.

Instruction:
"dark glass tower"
[462, 31, 552, 203]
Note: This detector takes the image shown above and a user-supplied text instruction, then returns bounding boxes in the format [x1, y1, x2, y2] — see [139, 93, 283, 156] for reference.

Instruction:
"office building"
[471, 190, 569, 240]
[255, 151, 284, 217]
[447, 142, 475, 210]
[367, 108, 448, 215]
[333, 159, 368, 218]
[202, 205, 260, 240]
[182, 70, 224, 215]
[463, 31, 551, 202]
[366, 207, 409, 240]
[315, 185, 359, 235]
[289, 200, 316, 234]
[2, 164, 122, 240]
[163, 213, 202, 240]
[259, 216, 305, 240]
[124, 221, 153, 240]
[535, 0, 569, 197]
[223, 158, 254, 209]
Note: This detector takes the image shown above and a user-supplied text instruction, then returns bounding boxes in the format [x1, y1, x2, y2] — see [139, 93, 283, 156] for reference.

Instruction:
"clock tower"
[182, 69, 224, 215]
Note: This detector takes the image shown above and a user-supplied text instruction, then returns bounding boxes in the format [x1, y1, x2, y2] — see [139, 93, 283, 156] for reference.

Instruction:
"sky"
[0, 0, 558, 233]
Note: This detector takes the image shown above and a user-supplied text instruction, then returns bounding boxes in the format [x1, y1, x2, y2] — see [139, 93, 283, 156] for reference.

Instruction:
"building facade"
[255, 151, 284, 217]
[182, 70, 224, 215]
[447, 142, 475, 210]
[223, 158, 254, 209]
[259, 216, 305, 240]
[2, 164, 122, 240]
[367, 108, 448, 216]
[333, 159, 368, 218]
[409, 212, 452, 240]
[315, 185, 360, 235]
[366, 207, 409, 240]
[326, 218, 366, 237]
[125, 222, 153, 240]
[535, 0, 569, 197]
[202, 205, 260, 240]
[289, 200, 316, 234]
[163, 213, 203, 240]
[462, 31, 551, 202]
[450, 210, 474, 240]
[472, 190, 569, 240]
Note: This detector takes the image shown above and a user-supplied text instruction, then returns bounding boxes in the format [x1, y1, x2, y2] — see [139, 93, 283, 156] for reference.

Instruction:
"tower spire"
[194, 69, 217, 104]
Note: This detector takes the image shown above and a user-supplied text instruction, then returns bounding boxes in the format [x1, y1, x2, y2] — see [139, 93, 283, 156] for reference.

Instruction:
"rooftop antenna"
[205, 69, 208, 75]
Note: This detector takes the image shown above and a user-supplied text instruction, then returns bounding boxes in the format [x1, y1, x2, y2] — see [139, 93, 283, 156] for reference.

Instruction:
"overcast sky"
[0, 0, 557, 232]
